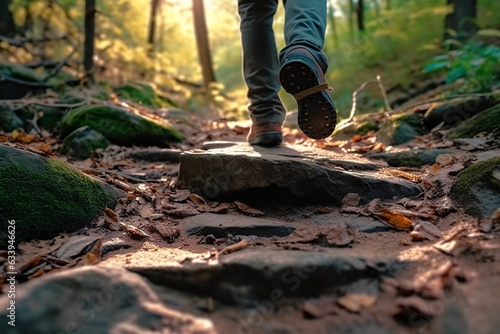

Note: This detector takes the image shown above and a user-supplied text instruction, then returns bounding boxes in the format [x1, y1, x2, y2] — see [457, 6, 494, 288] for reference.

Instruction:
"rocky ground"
[0, 77, 499, 333]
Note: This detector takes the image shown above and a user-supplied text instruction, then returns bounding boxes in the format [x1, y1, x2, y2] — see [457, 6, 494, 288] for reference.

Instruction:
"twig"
[1, 100, 86, 109]
[0, 74, 53, 88]
[217, 239, 249, 256]
[43, 48, 78, 82]
[377, 75, 392, 111]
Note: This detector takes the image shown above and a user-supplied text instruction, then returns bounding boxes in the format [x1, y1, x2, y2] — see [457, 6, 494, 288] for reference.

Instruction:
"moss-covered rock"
[0, 106, 24, 132]
[424, 96, 496, 130]
[367, 149, 455, 167]
[0, 63, 46, 82]
[450, 157, 500, 218]
[376, 113, 425, 146]
[448, 103, 500, 139]
[60, 104, 183, 146]
[0, 144, 126, 248]
[355, 119, 380, 136]
[60, 126, 110, 160]
[116, 82, 167, 108]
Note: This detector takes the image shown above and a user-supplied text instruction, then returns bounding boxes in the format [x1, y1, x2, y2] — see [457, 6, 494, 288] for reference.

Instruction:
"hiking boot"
[279, 48, 337, 139]
[247, 122, 283, 147]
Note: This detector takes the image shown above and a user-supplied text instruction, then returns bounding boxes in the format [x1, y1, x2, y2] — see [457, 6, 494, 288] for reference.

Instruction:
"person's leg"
[238, 0, 285, 146]
[280, 0, 328, 71]
[279, 0, 337, 139]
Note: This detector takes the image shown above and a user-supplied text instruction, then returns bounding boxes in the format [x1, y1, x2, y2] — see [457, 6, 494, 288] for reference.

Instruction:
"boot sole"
[280, 62, 337, 139]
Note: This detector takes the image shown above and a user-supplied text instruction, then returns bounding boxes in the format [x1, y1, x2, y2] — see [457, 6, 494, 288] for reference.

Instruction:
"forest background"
[0, 0, 499, 120]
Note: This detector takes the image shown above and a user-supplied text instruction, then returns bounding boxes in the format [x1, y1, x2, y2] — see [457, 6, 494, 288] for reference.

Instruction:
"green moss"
[450, 157, 500, 218]
[0, 145, 125, 247]
[61, 126, 110, 160]
[60, 105, 183, 146]
[448, 104, 500, 139]
[117, 82, 164, 107]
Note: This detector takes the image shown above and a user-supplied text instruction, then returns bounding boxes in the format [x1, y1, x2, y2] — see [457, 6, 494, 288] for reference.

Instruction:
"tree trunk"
[327, 0, 338, 47]
[192, 0, 216, 87]
[444, 0, 477, 42]
[348, 0, 355, 39]
[147, 0, 160, 51]
[357, 0, 365, 32]
[0, 0, 17, 37]
[84, 0, 96, 78]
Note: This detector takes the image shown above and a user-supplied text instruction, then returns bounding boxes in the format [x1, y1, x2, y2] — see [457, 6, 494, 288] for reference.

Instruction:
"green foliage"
[424, 36, 500, 93]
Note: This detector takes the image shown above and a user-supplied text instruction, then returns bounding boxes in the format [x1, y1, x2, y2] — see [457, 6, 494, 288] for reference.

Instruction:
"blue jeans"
[238, 0, 328, 125]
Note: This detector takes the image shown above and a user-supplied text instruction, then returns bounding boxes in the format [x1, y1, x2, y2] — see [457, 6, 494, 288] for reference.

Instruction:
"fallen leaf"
[316, 207, 333, 214]
[189, 193, 207, 205]
[209, 203, 230, 214]
[17, 254, 42, 274]
[154, 223, 180, 243]
[54, 236, 103, 259]
[374, 209, 413, 230]
[341, 193, 361, 207]
[321, 222, 355, 247]
[235, 201, 264, 217]
[170, 189, 191, 202]
[337, 294, 377, 313]
[104, 207, 118, 221]
[436, 154, 453, 166]
[164, 203, 200, 218]
[77, 239, 103, 266]
[119, 222, 150, 239]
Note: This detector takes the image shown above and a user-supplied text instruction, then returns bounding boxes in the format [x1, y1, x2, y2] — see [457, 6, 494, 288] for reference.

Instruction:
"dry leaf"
[436, 154, 453, 166]
[337, 294, 377, 313]
[154, 223, 180, 243]
[341, 193, 361, 207]
[235, 201, 264, 217]
[210, 203, 230, 214]
[120, 222, 150, 239]
[189, 193, 207, 205]
[164, 203, 200, 218]
[104, 207, 117, 221]
[77, 240, 103, 266]
[17, 254, 42, 274]
[316, 207, 333, 214]
[375, 209, 413, 230]
[321, 223, 355, 247]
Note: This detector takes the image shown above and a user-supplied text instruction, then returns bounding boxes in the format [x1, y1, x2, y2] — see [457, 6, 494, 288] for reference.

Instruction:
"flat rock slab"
[0, 266, 215, 334]
[127, 250, 395, 306]
[177, 143, 421, 204]
[183, 213, 296, 237]
[312, 214, 392, 233]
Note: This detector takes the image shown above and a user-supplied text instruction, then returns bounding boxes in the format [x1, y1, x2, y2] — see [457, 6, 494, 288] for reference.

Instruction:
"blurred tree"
[192, 0, 216, 87]
[357, 0, 365, 31]
[327, 0, 338, 47]
[445, 0, 478, 42]
[84, 0, 96, 77]
[0, 0, 17, 36]
[148, 0, 160, 52]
